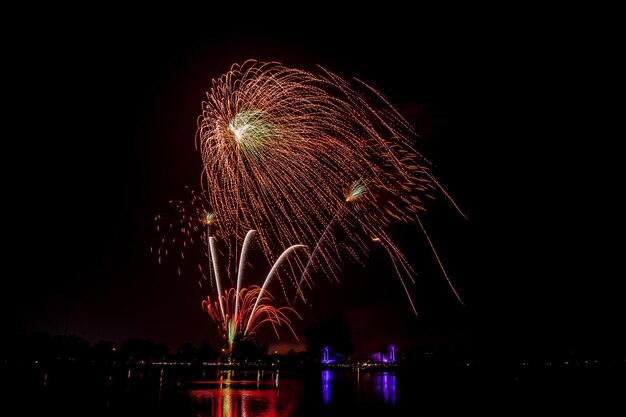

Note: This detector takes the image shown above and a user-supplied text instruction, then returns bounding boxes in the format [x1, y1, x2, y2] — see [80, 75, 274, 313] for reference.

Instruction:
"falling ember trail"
[416, 215, 464, 305]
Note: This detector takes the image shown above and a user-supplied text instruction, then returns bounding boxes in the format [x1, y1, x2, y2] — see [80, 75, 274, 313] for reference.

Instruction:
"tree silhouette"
[121, 338, 168, 362]
[231, 335, 267, 362]
[18, 332, 53, 362]
[197, 341, 219, 362]
[176, 342, 196, 362]
[54, 334, 90, 360]
[93, 341, 118, 362]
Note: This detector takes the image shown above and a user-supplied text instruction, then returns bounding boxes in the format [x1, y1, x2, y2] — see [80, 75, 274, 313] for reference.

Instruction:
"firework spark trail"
[292, 180, 369, 305]
[415, 214, 464, 305]
[208, 236, 226, 321]
[368, 228, 419, 315]
[152, 189, 218, 288]
[202, 230, 305, 349]
[235, 229, 257, 320]
[203, 211, 217, 291]
[202, 286, 301, 349]
[246, 243, 306, 334]
[194, 59, 464, 313]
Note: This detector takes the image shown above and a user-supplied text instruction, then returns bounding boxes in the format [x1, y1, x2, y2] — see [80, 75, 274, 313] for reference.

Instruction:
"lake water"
[2, 362, 625, 416]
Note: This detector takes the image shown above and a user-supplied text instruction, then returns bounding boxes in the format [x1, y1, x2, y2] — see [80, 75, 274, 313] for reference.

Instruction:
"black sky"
[5, 10, 621, 358]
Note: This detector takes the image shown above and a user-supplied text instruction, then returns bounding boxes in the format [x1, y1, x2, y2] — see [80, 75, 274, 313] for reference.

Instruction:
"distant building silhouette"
[370, 344, 397, 363]
[321, 346, 345, 364]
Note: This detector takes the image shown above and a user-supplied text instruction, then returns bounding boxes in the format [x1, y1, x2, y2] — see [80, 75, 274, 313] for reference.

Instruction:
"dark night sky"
[5, 10, 621, 358]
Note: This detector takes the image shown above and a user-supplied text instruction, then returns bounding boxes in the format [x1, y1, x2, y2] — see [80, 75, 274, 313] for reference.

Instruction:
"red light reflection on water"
[188, 372, 297, 417]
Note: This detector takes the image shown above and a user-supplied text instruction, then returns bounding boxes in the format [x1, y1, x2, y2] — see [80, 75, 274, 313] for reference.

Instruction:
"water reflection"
[371, 372, 396, 405]
[6, 362, 624, 417]
[188, 371, 295, 417]
[321, 370, 333, 405]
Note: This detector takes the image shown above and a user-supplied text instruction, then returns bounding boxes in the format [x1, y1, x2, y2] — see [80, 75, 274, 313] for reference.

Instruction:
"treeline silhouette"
[4, 314, 624, 370]
[0, 332, 220, 365]
[1, 317, 358, 366]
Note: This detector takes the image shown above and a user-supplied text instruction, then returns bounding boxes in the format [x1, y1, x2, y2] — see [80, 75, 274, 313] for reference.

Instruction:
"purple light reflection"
[321, 370, 333, 405]
[371, 372, 397, 405]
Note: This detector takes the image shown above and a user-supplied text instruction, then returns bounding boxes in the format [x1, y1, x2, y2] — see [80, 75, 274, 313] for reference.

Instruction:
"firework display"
[156, 59, 464, 350]
[196, 60, 463, 311]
